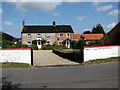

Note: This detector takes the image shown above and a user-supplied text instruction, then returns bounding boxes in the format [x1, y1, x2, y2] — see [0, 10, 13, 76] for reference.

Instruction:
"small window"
[58, 41, 63, 46]
[27, 34, 31, 39]
[46, 33, 50, 39]
[46, 41, 50, 45]
[28, 42, 31, 45]
[66, 33, 70, 37]
[37, 34, 41, 38]
[59, 33, 63, 37]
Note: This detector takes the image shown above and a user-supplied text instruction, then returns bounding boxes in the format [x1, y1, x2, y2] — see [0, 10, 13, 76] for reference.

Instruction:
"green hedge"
[52, 49, 83, 63]
[29, 45, 38, 50]
[2, 43, 38, 50]
[42, 45, 67, 50]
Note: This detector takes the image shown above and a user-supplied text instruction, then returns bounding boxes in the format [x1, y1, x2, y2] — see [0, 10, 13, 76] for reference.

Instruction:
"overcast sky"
[1, 1, 118, 38]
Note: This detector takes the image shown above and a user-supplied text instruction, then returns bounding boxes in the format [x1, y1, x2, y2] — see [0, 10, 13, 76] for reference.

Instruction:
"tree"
[92, 24, 106, 35]
[83, 31, 91, 34]
[72, 39, 85, 49]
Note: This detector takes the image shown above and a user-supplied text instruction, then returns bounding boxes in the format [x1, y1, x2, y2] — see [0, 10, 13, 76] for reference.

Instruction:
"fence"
[0, 48, 32, 65]
[84, 45, 120, 62]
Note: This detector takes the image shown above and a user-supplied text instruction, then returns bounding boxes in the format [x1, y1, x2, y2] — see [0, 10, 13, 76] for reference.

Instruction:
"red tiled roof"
[74, 34, 104, 40]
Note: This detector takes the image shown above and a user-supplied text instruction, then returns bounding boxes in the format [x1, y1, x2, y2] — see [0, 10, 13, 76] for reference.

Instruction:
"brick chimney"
[53, 21, 55, 27]
[21, 20, 25, 32]
[23, 20, 25, 27]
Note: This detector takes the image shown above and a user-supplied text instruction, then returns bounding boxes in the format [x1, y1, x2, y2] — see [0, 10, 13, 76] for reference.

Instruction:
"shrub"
[72, 39, 85, 49]
[53, 42, 56, 46]
[2, 40, 13, 48]
[42, 45, 67, 50]
[89, 39, 105, 46]
[32, 40, 37, 45]
[29, 44, 38, 50]
[9, 44, 17, 48]
[21, 44, 29, 48]
[41, 39, 46, 44]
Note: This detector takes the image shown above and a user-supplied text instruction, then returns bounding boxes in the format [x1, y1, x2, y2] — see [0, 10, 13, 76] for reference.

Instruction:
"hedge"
[52, 49, 83, 63]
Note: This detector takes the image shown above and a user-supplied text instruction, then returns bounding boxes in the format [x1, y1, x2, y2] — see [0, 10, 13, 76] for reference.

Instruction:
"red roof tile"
[74, 34, 104, 40]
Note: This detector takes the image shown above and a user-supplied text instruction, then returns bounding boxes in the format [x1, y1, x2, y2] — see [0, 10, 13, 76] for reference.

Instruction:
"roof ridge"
[24, 25, 71, 26]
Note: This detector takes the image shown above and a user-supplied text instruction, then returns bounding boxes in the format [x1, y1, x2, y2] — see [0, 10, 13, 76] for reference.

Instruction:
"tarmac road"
[2, 62, 118, 88]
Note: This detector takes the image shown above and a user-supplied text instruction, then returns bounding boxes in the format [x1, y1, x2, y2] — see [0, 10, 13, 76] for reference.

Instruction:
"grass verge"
[1, 62, 31, 68]
[84, 57, 120, 65]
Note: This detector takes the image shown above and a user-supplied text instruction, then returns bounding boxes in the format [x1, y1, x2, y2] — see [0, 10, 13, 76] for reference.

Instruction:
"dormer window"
[59, 33, 63, 37]
[27, 34, 31, 39]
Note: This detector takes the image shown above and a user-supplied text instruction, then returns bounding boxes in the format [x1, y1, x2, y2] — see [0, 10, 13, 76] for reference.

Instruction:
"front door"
[66, 40, 70, 49]
[37, 40, 41, 49]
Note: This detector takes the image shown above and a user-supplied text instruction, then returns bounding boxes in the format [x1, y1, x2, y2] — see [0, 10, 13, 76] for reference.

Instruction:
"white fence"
[0, 48, 32, 65]
[84, 45, 120, 62]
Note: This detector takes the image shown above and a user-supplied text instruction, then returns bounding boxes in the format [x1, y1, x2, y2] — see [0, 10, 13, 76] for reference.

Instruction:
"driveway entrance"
[33, 50, 79, 66]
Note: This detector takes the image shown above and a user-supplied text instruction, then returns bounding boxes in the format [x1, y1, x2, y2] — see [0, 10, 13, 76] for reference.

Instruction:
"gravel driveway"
[33, 50, 79, 66]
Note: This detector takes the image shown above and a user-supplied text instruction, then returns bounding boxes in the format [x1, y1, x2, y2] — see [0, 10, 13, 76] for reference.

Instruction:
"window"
[59, 33, 63, 37]
[28, 42, 31, 45]
[58, 41, 63, 46]
[37, 34, 41, 38]
[46, 33, 50, 39]
[66, 33, 70, 37]
[46, 41, 50, 45]
[27, 34, 31, 39]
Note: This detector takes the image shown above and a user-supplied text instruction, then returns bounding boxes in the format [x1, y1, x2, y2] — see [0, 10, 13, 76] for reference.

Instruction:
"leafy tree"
[2, 40, 12, 48]
[12, 38, 19, 42]
[83, 31, 91, 34]
[92, 24, 106, 35]
[2, 32, 14, 41]
[76, 39, 85, 49]
[72, 39, 85, 49]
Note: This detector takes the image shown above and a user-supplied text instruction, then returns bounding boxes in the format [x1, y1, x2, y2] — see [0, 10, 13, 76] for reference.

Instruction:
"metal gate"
[73, 49, 83, 63]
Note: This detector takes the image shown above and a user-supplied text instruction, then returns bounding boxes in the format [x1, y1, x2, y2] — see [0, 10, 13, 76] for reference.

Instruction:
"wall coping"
[0, 48, 31, 50]
[84, 45, 120, 49]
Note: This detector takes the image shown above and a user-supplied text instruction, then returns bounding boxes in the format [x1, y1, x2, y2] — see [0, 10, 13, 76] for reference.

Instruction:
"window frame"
[46, 33, 50, 39]
[46, 41, 50, 45]
[27, 33, 31, 39]
[28, 42, 32, 45]
[66, 33, 70, 37]
[58, 41, 63, 46]
[37, 34, 41, 38]
[59, 33, 63, 37]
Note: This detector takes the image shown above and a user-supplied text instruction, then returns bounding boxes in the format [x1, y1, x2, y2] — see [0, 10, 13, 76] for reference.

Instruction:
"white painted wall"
[84, 46, 120, 62]
[0, 48, 32, 65]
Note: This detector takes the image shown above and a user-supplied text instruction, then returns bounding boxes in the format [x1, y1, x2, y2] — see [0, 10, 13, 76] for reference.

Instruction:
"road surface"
[2, 62, 118, 88]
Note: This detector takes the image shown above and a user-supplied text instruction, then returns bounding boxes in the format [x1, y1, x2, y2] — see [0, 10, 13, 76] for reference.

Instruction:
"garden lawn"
[84, 57, 120, 65]
[1, 62, 31, 68]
